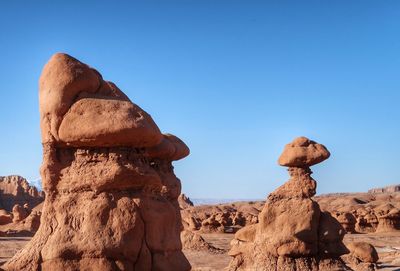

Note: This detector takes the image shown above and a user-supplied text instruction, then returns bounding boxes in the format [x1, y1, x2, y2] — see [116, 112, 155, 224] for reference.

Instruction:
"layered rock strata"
[4, 53, 190, 271]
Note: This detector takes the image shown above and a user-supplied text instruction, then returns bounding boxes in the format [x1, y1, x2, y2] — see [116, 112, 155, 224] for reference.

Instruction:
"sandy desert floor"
[1, 233, 399, 270]
[184, 232, 400, 271]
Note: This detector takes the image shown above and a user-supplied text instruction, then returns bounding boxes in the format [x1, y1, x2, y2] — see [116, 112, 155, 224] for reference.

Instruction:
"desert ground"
[1, 232, 399, 270]
[185, 232, 400, 270]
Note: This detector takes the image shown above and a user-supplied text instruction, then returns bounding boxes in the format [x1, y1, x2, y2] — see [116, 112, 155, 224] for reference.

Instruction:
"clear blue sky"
[1, 1, 400, 199]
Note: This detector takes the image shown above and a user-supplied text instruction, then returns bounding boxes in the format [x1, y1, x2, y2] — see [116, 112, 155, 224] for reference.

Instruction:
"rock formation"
[180, 230, 224, 253]
[3, 53, 190, 271]
[344, 242, 378, 271]
[0, 202, 42, 237]
[178, 194, 194, 209]
[368, 184, 400, 193]
[0, 175, 44, 212]
[227, 137, 351, 271]
[331, 212, 357, 233]
[181, 201, 263, 233]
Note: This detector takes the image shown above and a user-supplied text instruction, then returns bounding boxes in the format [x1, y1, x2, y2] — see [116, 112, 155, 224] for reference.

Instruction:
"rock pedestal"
[228, 137, 351, 271]
[4, 53, 190, 271]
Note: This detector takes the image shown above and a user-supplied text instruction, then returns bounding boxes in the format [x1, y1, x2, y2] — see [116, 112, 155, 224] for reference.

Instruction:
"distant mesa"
[368, 184, 400, 194]
[4, 53, 191, 271]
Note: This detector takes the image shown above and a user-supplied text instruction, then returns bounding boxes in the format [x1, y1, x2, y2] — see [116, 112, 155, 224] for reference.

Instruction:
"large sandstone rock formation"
[3, 53, 190, 271]
[227, 137, 351, 271]
[0, 175, 44, 212]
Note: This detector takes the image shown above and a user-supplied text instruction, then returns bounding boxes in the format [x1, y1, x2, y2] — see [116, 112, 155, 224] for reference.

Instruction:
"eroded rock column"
[228, 137, 351, 271]
[4, 53, 191, 271]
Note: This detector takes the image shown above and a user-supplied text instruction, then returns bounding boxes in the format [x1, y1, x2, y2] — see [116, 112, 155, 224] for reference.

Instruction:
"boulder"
[178, 194, 194, 209]
[278, 136, 330, 167]
[11, 204, 28, 223]
[346, 242, 378, 263]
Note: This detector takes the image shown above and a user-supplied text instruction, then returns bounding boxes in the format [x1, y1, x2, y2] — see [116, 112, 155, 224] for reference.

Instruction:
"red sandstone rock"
[278, 136, 330, 167]
[374, 204, 400, 232]
[39, 53, 162, 147]
[3, 53, 190, 271]
[346, 242, 378, 263]
[178, 194, 194, 209]
[0, 203, 42, 237]
[331, 211, 357, 233]
[11, 204, 28, 223]
[0, 175, 44, 212]
[0, 209, 12, 225]
[228, 137, 350, 271]
[181, 230, 224, 253]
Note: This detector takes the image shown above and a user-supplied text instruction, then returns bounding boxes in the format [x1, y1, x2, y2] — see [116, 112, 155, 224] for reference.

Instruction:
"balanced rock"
[4, 53, 190, 271]
[228, 137, 350, 271]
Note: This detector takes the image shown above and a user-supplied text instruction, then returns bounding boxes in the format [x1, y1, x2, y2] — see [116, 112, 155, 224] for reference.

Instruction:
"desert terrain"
[1, 211, 400, 270]
[1, 54, 399, 271]
[1, 175, 400, 270]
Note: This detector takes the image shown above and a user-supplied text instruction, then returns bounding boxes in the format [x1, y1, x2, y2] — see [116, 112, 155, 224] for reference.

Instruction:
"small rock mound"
[181, 230, 224, 254]
[344, 242, 379, 271]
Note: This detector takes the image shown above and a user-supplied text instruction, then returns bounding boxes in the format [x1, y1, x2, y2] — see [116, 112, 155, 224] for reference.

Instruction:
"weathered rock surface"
[3, 53, 190, 271]
[343, 242, 378, 271]
[180, 188, 400, 236]
[227, 137, 351, 271]
[0, 203, 42, 237]
[346, 242, 378, 263]
[0, 175, 44, 212]
[317, 193, 400, 233]
[178, 194, 194, 209]
[181, 201, 263, 233]
[180, 230, 224, 253]
[278, 137, 330, 167]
